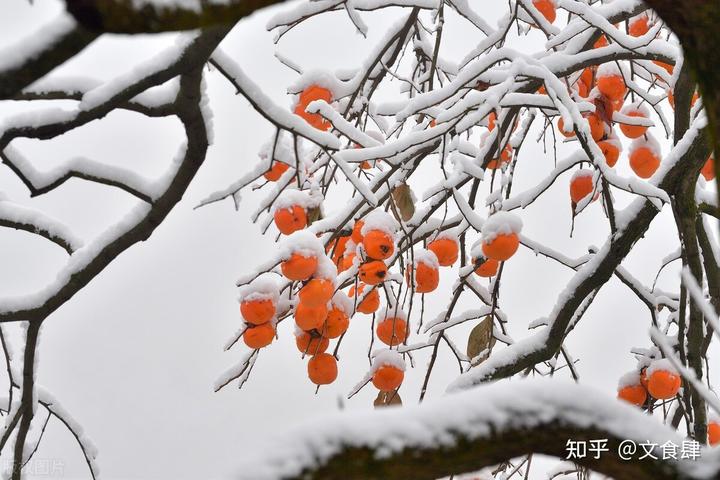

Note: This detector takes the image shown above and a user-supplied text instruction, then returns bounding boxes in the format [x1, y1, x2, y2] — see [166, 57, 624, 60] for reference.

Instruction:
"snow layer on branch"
[80, 33, 196, 111]
[266, 0, 437, 32]
[36, 387, 100, 479]
[3, 145, 159, 201]
[233, 379, 709, 480]
[211, 50, 341, 151]
[0, 195, 83, 251]
[480, 211, 522, 243]
[501, 151, 587, 210]
[130, 0, 206, 10]
[24, 76, 101, 95]
[0, 12, 77, 74]
[259, 131, 296, 166]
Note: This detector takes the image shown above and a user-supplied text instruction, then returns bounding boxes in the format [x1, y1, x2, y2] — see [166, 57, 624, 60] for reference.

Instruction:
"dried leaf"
[474, 80, 491, 92]
[374, 390, 402, 408]
[467, 316, 495, 363]
[593, 96, 614, 127]
[391, 183, 415, 222]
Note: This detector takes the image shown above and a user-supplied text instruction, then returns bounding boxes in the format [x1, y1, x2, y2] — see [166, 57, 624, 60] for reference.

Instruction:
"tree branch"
[65, 0, 290, 34]
[233, 380, 711, 480]
[0, 15, 98, 100]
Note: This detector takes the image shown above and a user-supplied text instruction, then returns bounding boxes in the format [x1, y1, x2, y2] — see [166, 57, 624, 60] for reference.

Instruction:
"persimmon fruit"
[240, 298, 275, 325]
[281, 252, 318, 281]
[363, 230, 395, 260]
[359, 260, 388, 285]
[427, 238, 459, 266]
[376, 317, 408, 346]
[307, 353, 338, 385]
[618, 385, 647, 406]
[372, 365, 404, 392]
[482, 233, 520, 262]
[243, 323, 275, 349]
[647, 369, 681, 400]
[274, 205, 307, 235]
[299, 278, 334, 307]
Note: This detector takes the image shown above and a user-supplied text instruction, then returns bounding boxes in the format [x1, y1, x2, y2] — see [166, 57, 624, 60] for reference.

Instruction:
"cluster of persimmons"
[236, 3, 718, 428]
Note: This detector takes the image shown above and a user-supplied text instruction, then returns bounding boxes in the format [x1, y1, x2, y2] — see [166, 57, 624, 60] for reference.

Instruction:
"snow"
[370, 349, 405, 372]
[360, 209, 399, 236]
[80, 33, 196, 111]
[380, 305, 407, 321]
[570, 168, 593, 182]
[629, 132, 662, 157]
[233, 379, 708, 480]
[617, 370, 642, 389]
[210, 49, 342, 150]
[278, 230, 325, 259]
[681, 267, 720, 344]
[313, 254, 339, 282]
[238, 274, 280, 304]
[331, 291, 353, 316]
[287, 70, 342, 97]
[272, 189, 318, 212]
[0, 12, 77, 74]
[2, 145, 157, 202]
[480, 211, 522, 243]
[646, 358, 678, 377]
[36, 387, 100, 479]
[259, 131, 298, 167]
[0, 195, 83, 252]
[413, 248, 439, 268]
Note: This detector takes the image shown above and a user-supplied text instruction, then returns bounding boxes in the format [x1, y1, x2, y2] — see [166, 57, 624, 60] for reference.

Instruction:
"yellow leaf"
[391, 183, 415, 222]
[467, 316, 495, 364]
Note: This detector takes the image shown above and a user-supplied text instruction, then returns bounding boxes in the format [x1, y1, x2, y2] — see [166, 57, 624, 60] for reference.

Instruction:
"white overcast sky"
[0, 1, 718, 479]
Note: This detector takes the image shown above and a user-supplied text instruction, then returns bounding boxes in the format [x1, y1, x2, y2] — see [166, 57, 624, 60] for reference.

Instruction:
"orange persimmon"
[482, 233, 520, 262]
[240, 298, 275, 325]
[376, 317, 408, 346]
[243, 323, 275, 349]
[295, 331, 330, 355]
[647, 369, 681, 400]
[372, 365, 404, 392]
[298, 278, 334, 307]
[348, 284, 380, 314]
[281, 252, 318, 281]
[427, 237, 459, 266]
[359, 260, 388, 285]
[274, 205, 307, 235]
[363, 230, 395, 260]
[307, 353, 338, 385]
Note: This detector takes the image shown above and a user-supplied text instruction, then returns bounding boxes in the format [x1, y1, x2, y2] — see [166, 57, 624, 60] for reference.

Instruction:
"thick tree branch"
[643, 0, 720, 177]
[0, 27, 228, 322]
[0, 15, 98, 100]
[234, 380, 713, 480]
[65, 0, 289, 34]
